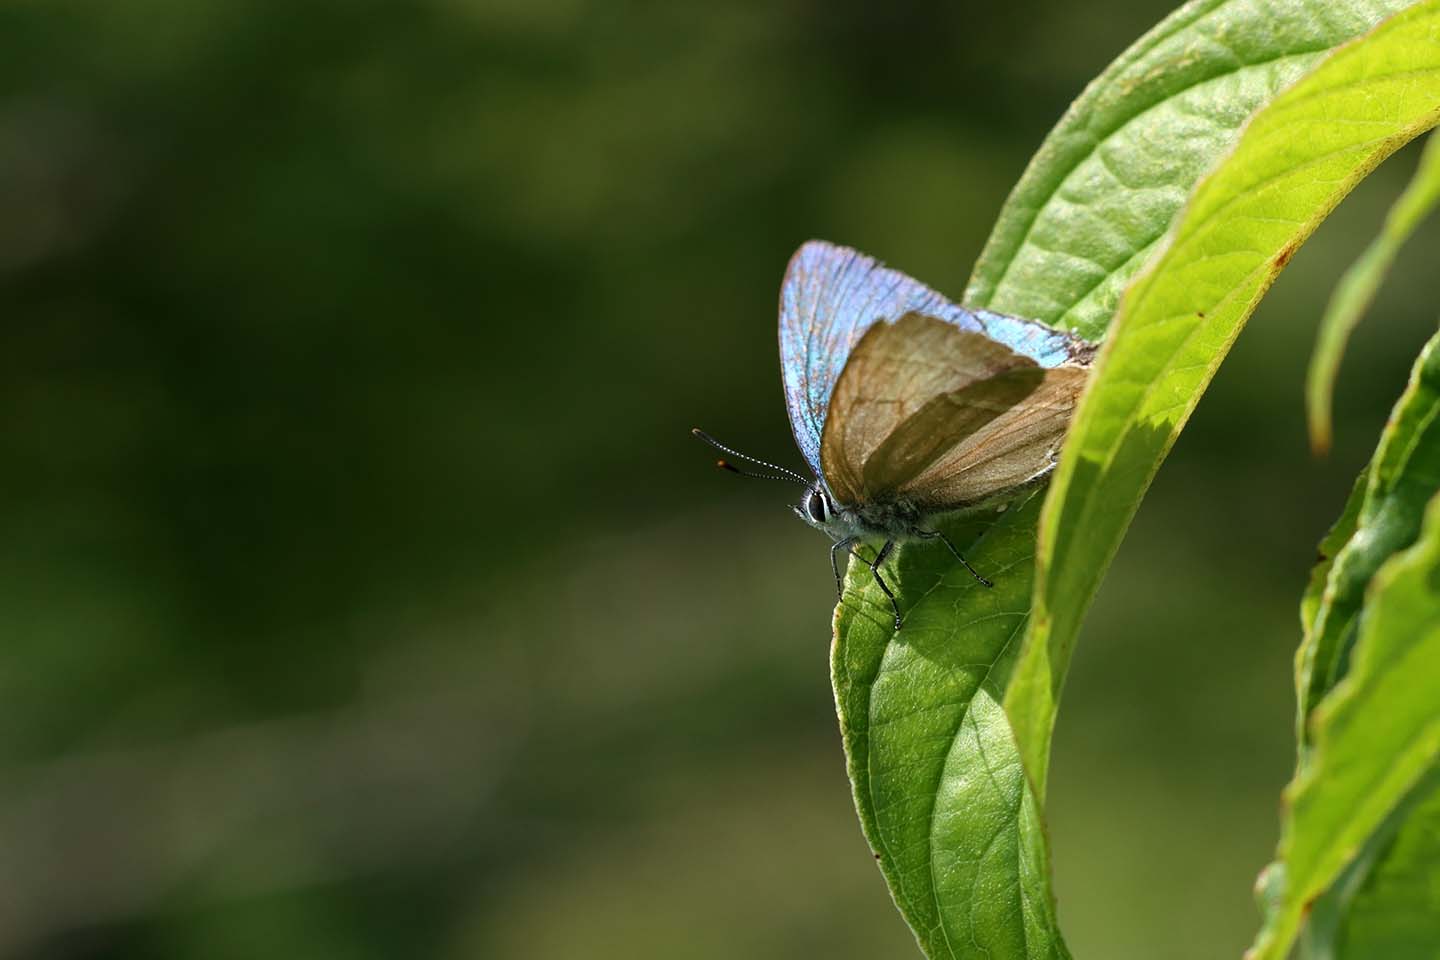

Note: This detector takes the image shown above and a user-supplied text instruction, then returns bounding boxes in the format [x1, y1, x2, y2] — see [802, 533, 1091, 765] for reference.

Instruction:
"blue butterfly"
[696, 240, 1094, 630]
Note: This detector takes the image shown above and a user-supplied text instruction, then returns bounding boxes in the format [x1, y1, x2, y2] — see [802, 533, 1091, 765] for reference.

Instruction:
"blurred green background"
[2, 0, 1437, 957]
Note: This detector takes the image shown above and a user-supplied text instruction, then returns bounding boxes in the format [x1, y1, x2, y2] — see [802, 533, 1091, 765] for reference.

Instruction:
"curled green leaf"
[1306, 129, 1440, 454]
[1250, 492, 1440, 960]
[1297, 329, 1440, 746]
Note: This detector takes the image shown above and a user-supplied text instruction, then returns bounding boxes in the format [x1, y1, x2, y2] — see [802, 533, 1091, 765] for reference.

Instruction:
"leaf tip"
[1306, 388, 1334, 456]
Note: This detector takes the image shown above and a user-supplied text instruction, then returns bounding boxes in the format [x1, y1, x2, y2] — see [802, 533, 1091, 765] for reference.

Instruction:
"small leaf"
[1296, 329, 1440, 745]
[1249, 492, 1440, 960]
[1307, 130, 1440, 453]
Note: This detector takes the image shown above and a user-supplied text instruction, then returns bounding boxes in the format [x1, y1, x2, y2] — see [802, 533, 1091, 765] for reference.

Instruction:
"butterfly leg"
[870, 539, 902, 630]
[829, 536, 859, 599]
[913, 528, 993, 588]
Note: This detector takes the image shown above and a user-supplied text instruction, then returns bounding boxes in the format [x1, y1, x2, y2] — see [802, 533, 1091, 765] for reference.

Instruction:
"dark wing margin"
[778, 240, 1091, 479]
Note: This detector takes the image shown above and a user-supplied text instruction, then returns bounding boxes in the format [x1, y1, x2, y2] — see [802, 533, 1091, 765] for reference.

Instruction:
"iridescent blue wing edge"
[778, 239, 1093, 478]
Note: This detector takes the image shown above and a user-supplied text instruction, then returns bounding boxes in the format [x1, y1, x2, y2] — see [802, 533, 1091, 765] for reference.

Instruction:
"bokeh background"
[2, 0, 1437, 957]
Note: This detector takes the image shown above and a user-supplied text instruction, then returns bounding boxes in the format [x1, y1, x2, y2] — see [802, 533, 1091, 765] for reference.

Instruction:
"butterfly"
[696, 240, 1095, 630]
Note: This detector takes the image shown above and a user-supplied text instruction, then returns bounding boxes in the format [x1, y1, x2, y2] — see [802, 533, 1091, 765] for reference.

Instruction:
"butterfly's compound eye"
[805, 488, 828, 523]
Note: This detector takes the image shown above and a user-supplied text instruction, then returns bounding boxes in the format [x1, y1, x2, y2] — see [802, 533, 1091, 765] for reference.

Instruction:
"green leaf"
[966, 0, 1417, 338]
[832, 2, 1434, 956]
[832, 492, 1067, 960]
[1296, 329, 1440, 746]
[1249, 492, 1440, 960]
[964, 0, 1418, 796]
[1331, 771, 1440, 959]
[1269, 328, 1440, 959]
[1307, 130, 1440, 453]
[1014, 0, 1440, 794]
[1300, 467, 1369, 641]
[1296, 764, 1440, 960]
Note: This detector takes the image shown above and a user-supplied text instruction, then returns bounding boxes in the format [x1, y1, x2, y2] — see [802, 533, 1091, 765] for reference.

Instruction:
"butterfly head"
[794, 483, 836, 530]
[693, 428, 847, 529]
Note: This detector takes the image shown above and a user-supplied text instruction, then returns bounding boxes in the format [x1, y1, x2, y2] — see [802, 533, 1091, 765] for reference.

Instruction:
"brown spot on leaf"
[1275, 243, 1297, 269]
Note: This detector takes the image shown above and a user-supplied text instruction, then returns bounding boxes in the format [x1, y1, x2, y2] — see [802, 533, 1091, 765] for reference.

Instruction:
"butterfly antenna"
[691, 428, 810, 485]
